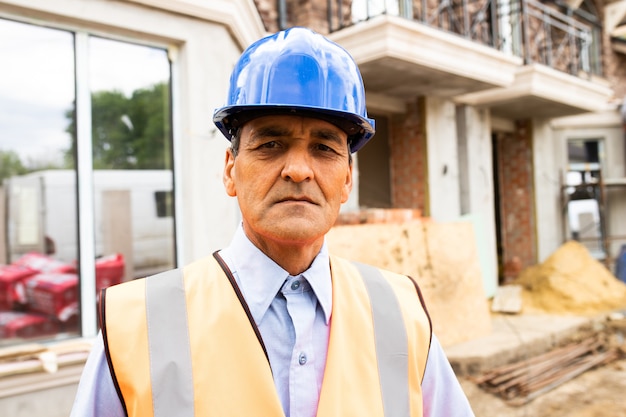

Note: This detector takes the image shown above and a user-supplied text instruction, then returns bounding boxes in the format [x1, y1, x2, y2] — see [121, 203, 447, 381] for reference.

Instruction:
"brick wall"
[253, 0, 279, 32]
[495, 121, 537, 281]
[253, 0, 349, 34]
[598, 0, 626, 100]
[604, 34, 626, 99]
[389, 98, 428, 213]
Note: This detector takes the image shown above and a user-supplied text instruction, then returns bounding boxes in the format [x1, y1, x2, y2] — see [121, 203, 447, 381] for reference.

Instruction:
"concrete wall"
[0, 382, 78, 417]
[0, 364, 83, 417]
[175, 23, 243, 263]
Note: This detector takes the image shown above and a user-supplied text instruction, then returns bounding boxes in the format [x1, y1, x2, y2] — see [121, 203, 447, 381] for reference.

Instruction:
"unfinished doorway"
[358, 113, 392, 208]
[492, 125, 537, 283]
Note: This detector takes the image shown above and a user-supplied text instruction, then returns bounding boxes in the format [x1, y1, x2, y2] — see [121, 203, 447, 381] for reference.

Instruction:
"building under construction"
[0, 0, 625, 414]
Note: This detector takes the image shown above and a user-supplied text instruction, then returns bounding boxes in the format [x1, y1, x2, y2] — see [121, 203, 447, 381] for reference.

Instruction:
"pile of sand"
[514, 241, 626, 315]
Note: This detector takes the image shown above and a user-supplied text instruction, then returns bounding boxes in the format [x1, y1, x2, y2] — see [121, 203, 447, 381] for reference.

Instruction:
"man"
[70, 27, 475, 417]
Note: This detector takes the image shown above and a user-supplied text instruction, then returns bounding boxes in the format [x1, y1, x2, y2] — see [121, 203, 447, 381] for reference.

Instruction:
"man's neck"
[244, 232, 323, 276]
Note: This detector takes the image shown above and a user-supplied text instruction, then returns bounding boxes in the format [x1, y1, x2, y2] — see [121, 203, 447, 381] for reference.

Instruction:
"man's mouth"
[277, 196, 316, 205]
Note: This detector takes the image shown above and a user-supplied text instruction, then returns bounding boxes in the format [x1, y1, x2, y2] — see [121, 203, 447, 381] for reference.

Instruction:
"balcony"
[328, 0, 612, 117]
[330, 15, 521, 102]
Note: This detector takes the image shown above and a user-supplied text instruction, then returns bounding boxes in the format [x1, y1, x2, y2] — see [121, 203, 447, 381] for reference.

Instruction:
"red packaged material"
[0, 310, 58, 339]
[0, 264, 39, 309]
[12, 252, 76, 274]
[95, 254, 125, 291]
[23, 273, 78, 320]
[59, 303, 80, 332]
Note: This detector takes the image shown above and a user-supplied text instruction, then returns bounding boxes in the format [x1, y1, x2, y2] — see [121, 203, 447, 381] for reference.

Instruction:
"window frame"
[0, 17, 181, 340]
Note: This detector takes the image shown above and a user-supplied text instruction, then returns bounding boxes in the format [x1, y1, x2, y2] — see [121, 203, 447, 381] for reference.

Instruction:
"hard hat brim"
[213, 105, 375, 153]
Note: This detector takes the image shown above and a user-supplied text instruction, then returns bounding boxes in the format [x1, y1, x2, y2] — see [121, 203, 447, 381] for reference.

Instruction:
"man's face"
[223, 114, 353, 250]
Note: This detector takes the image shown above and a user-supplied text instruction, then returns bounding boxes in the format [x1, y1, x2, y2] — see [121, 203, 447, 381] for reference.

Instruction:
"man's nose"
[281, 148, 313, 183]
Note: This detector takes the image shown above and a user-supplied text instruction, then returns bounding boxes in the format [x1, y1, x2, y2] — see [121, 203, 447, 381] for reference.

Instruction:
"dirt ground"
[461, 357, 626, 417]
[327, 219, 626, 416]
[455, 239, 626, 417]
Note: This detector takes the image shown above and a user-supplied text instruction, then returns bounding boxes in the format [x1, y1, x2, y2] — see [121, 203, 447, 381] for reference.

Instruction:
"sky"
[0, 18, 170, 168]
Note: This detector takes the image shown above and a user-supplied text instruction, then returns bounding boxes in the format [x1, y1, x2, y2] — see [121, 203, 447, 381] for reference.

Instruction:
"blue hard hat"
[213, 27, 375, 153]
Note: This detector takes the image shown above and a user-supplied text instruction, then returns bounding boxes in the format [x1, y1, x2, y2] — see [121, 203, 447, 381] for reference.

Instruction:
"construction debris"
[0, 339, 92, 377]
[514, 240, 626, 315]
[472, 333, 624, 406]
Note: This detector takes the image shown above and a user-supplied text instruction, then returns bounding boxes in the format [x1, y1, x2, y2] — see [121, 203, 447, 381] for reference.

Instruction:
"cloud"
[90, 37, 170, 96]
[0, 18, 170, 165]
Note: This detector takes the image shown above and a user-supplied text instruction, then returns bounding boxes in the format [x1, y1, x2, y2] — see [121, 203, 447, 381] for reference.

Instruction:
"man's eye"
[316, 143, 333, 152]
[259, 141, 279, 149]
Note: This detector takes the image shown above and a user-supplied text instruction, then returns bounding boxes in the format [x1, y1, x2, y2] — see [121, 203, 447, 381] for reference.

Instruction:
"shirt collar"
[219, 224, 332, 325]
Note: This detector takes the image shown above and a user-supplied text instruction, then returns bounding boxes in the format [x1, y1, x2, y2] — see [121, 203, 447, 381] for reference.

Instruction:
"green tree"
[64, 82, 171, 170]
[0, 150, 28, 184]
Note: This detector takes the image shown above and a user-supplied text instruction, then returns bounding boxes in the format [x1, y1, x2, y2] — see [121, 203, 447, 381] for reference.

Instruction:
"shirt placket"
[282, 275, 318, 417]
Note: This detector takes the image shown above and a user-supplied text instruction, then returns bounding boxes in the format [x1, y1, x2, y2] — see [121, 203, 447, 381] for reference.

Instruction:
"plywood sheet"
[327, 218, 492, 347]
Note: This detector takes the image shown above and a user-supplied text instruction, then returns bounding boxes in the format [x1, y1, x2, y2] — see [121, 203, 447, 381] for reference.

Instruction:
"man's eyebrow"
[311, 128, 345, 144]
[248, 124, 346, 145]
[250, 125, 292, 139]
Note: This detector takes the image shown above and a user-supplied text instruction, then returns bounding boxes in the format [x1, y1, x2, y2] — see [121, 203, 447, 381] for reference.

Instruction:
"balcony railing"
[329, 0, 600, 78]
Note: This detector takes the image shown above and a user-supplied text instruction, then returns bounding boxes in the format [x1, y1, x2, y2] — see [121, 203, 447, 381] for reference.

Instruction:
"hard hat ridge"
[213, 27, 375, 153]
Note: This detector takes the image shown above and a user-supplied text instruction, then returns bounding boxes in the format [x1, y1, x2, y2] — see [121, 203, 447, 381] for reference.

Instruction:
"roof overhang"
[330, 15, 522, 101]
[613, 36, 626, 55]
[455, 64, 614, 119]
[611, 25, 626, 54]
[606, 0, 626, 33]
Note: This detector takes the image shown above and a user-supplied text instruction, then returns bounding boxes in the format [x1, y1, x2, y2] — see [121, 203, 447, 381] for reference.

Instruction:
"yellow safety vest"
[102, 253, 432, 417]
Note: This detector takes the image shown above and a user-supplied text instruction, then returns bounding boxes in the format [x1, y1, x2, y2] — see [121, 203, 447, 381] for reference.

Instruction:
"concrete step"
[444, 314, 599, 376]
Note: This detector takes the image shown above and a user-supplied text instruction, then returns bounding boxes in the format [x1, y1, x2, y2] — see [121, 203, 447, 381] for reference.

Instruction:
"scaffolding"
[561, 167, 626, 271]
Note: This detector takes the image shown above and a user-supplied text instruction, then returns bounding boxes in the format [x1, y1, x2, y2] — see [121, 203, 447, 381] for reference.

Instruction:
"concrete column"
[457, 105, 498, 297]
[532, 119, 563, 262]
[425, 97, 460, 221]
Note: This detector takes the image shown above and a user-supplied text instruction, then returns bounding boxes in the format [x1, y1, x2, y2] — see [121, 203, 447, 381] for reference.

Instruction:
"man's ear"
[223, 148, 237, 197]
[340, 161, 353, 204]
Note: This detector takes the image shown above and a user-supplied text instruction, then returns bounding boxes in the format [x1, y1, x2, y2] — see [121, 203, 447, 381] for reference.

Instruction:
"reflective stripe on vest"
[145, 268, 194, 417]
[354, 261, 409, 417]
[103, 255, 431, 417]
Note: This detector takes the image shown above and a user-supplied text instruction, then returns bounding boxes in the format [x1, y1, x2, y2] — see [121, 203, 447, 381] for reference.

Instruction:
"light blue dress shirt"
[70, 225, 474, 417]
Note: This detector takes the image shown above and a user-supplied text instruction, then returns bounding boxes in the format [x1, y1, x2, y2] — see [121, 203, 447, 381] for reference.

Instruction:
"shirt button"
[291, 280, 301, 290]
[298, 352, 307, 365]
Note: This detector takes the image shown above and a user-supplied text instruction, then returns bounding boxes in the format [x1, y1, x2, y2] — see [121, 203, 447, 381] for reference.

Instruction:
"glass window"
[0, 20, 175, 346]
[88, 36, 175, 281]
[0, 19, 79, 344]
